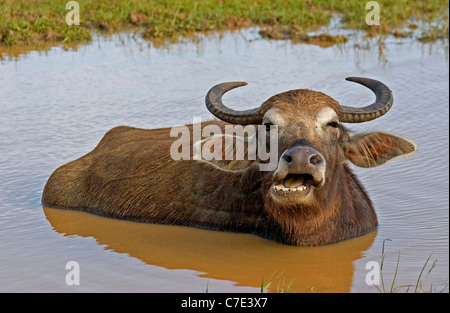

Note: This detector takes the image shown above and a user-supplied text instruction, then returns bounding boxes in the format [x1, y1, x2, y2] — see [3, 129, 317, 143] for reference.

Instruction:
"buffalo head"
[42, 77, 416, 246]
[203, 78, 415, 244]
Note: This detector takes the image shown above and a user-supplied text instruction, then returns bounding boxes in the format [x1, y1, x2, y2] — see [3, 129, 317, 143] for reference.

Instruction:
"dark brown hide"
[42, 123, 267, 233]
[42, 89, 415, 245]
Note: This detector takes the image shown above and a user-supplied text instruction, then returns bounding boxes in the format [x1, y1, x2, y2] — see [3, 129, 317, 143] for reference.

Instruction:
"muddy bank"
[1, 0, 448, 49]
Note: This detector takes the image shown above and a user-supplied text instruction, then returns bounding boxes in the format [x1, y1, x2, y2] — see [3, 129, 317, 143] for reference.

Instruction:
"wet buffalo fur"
[42, 89, 416, 246]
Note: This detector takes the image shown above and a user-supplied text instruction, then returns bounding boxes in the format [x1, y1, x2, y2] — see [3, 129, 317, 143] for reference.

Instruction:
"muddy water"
[0, 30, 448, 292]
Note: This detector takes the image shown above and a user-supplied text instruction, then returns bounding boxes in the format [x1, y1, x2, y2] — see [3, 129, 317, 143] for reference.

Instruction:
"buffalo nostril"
[309, 155, 323, 166]
[283, 154, 293, 163]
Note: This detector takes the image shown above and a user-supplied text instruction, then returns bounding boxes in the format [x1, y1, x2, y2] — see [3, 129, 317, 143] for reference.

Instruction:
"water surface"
[0, 30, 448, 292]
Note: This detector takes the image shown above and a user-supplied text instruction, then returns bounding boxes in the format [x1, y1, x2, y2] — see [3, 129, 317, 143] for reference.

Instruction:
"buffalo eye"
[327, 121, 339, 128]
[264, 123, 273, 131]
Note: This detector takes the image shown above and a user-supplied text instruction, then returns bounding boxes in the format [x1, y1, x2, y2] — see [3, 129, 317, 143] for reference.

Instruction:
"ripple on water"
[0, 31, 448, 292]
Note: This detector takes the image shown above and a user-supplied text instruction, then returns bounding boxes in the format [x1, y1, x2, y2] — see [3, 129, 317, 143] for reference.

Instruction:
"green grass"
[260, 240, 448, 293]
[261, 270, 294, 293]
[375, 240, 448, 293]
[0, 0, 448, 47]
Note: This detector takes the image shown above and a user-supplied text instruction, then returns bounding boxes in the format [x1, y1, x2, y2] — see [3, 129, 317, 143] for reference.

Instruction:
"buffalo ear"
[343, 132, 416, 168]
[194, 134, 258, 172]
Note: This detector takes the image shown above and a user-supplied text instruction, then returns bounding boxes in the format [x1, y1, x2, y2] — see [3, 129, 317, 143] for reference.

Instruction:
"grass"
[0, 0, 448, 47]
[260, 240, 448, 293]
[261, 270, 294, 293]
[375, 239, 448, 293]
[199, 240, 448, 293]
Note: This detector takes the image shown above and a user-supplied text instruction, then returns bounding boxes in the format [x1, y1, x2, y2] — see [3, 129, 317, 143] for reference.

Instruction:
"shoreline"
[1, 1, 448, 49]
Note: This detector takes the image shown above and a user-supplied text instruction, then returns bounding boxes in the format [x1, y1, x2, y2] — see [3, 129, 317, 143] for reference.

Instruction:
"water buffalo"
[42, 77, 415, 245]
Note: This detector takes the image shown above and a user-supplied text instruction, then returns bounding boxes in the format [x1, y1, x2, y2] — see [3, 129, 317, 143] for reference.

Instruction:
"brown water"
[0, 29, 448, 292]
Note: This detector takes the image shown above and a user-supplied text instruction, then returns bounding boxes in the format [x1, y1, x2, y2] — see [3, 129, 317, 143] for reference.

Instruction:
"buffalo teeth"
[273, 185, 307, 192]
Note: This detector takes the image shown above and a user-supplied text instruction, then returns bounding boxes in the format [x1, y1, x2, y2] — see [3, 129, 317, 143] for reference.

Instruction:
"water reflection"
[1, 27, 447, 65]
[44, 207, 376, 293]
[0, 26, 447, 292]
